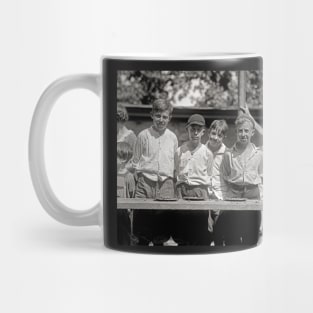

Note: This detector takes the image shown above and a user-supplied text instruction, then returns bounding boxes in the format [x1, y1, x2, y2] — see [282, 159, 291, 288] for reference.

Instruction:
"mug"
[29, 53, 263, 253]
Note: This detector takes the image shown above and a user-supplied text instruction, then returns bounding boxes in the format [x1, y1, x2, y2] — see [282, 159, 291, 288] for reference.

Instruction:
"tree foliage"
[117, 70, 262, 109]
[245, 71, 263, 108]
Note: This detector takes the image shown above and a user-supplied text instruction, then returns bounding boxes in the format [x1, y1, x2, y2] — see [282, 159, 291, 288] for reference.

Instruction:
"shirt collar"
[215, 143, 226, 155]
[207, 142, 226, 156]
[149, 126, 167, 138]
[232, 142, 256, 152]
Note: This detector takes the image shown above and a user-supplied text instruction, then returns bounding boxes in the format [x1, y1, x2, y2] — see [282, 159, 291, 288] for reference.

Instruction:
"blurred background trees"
[117, 70, 262, 109]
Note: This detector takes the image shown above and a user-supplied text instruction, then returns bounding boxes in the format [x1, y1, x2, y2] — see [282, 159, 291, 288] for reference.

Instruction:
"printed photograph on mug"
[115, 70, 263, 247]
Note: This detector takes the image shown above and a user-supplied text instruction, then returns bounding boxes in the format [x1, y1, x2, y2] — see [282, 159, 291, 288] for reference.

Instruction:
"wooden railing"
[120, 104, 263, 124]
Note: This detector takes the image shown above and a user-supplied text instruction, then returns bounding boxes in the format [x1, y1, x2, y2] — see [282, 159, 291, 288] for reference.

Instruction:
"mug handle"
[29, 74, 101, 226]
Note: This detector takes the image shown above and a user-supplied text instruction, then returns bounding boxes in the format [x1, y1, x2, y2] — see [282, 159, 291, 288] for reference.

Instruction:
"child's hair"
[209, 120, 228, 136]
[117, 105, 129, 122]
[117, 142, 133, 162]
[235, 114, 255, 129]
[151, 99, 173, 115]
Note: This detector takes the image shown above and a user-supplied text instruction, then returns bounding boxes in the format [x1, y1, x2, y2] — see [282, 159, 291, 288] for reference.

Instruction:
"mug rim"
[102, 52, 261, 61]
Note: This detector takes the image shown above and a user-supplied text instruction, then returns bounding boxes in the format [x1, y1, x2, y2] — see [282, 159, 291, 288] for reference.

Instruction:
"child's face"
[117, 157, 126, 171]
[236, 121, 255, 145]
[207, 129, 224, 149]
[151, 110, 171, 132]
[187, 124, 205, 143]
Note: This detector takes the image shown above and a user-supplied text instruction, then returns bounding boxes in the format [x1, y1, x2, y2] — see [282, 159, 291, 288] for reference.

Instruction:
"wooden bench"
[117, 198, 262, 211]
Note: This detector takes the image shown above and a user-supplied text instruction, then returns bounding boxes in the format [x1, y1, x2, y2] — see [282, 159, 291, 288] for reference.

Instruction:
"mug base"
[105, 241, 261, 255]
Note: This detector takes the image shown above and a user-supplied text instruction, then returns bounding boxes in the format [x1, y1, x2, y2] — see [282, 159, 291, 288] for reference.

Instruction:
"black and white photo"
[116, 70, 263, 247]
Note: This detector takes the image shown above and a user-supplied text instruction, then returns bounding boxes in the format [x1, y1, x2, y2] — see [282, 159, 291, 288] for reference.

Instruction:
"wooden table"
[117, 199, 262, 245]
[117, 198, 262, 211]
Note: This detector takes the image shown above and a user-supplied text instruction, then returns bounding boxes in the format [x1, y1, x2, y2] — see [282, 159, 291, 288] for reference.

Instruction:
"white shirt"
[175, 143, 213, 186]
[221, 143, 263, 186]
[208, 143, 228, 200]
[132, 127, 178, 182]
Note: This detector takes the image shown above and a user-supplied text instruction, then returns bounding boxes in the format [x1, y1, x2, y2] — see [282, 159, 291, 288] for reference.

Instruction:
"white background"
[1, 0, 313, 312]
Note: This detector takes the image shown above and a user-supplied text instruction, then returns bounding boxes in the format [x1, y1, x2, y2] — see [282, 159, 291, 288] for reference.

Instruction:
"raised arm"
[239, 107, 263, 136]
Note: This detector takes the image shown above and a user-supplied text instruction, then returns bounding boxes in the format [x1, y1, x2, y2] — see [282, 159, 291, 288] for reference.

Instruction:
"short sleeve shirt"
[221, 143, 263, 186]
[175, 143, 213, 186]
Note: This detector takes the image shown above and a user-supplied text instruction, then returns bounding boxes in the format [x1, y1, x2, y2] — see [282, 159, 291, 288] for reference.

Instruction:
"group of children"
[116, 99, 263, 246]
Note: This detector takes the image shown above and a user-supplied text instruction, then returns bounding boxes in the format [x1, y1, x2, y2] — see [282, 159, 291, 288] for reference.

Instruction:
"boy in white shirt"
[206, 120, 229, 245]
[173, 114, 214, 245]
[132, 99, 178, 246]
[206, 120, 229, 200]
[220, 114, 262, 245]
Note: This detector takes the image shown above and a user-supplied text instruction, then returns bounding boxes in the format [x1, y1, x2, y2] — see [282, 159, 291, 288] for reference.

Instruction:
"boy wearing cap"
[173, 114, 214, 245]
[220, 114, 262, 245]
[175, 114, 213, 198]
[131, 99, 178, 246]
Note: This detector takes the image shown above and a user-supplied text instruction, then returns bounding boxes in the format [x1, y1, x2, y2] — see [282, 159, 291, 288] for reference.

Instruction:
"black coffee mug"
[29, 53, 263, 253]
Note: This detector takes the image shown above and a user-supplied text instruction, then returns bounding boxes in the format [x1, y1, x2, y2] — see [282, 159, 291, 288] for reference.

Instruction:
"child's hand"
[239, 106, 252, 117]
[178, 173, 188, 181]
